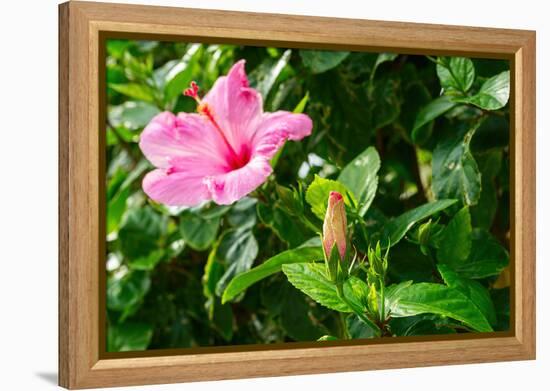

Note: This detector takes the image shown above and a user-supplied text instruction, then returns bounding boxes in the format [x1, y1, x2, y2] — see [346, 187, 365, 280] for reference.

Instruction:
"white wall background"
[0, 0, 546, 389]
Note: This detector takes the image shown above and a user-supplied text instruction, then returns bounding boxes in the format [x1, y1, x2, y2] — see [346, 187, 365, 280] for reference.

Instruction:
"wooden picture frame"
[59, 1, 536, 389]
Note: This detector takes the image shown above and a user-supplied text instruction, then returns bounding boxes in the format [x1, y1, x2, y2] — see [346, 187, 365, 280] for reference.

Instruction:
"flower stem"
[339, 312, 351, 340]
[379, 280, 385, 325]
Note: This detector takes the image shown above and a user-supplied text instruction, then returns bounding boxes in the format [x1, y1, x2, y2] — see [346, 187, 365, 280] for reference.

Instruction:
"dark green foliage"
[106, 41, 510, 351]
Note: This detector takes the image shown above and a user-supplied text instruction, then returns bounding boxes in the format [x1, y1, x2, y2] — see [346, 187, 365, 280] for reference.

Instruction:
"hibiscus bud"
[368, 241, 389, 277]
[322, 191, 347, 261]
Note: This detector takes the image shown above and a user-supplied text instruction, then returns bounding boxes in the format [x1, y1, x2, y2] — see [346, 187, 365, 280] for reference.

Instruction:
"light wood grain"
[58, 1, 536, 389]
[58, 3, 70, 387]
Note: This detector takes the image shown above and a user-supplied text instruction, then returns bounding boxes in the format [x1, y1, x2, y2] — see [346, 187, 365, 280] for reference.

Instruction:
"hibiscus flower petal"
[249, 111, 313, 159]
[202, 60, 263, 151]
[251, 127, 287, 159]
[254, 111, 313, 143]
[139, 111, 232, 170]
[204, 156, 273, 205]
[142, 169, 209, 206]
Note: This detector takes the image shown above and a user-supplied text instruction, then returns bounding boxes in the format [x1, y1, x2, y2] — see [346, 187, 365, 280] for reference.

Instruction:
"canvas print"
[105, 39, 511, 352]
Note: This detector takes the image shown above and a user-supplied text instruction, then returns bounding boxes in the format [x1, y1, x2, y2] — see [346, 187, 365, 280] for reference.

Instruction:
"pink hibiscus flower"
[139, 60, 313, 206]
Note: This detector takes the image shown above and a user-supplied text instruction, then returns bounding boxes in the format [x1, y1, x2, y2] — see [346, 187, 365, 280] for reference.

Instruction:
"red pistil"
[183, 81, 247, 170]
[183, 81, 200, 101]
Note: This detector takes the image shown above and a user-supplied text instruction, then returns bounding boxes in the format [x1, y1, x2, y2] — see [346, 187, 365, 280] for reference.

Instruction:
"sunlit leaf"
[437, 206, 472, 267]
[282, 263, 367, 313]
[381, 200, 457, 247]
[109, 83, 156, 104]
[387, 282, 493, 332]
[436, 57, 475, 93]
[305, 175, 356, 220]
[222, 244, 323, 303]
[437, 264, 496, 325]
[458, 71, 510, 110]
[338, 146, 380, 216]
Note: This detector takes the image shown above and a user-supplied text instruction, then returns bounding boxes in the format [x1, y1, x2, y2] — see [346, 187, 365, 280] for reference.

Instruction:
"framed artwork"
[59, 1, 536, 389]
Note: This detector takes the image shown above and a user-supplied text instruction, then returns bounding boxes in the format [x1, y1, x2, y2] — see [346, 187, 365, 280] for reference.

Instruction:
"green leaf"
[371, 53, 398, 79]
[257, 202, 307, 247]
[437, 206, 472, 266]
[346, 314, 378, 339]
[454, 229, 509, 279]
[384, 280, 413, 317]
[293, 92, 309, 114]
[280, 285, 325, 341]
[471, 151, 502, 229]
[387, 282, 493, 332]
[381, 199, 457, 246]
[400, 81, 434, 145]
[222, 244, 323, 303]
[300, 50, 350, 74]
[432, 123, 481, 205]
[199, 204, 232, 219]
[305, 175, 356, 220]
[107, 321, 153, 352]
[107, 186, 130, 235]
[412, 95, 457, 144]
[226, 197, 257, 230]
[179, 212, 221, 251]
[318, 335, 339, 341]
[109, 101, 160, 131]
[368, 75, 401, 130]
[387, 242, 434, 283]
[437, 264, 496, 325]
[209, 299, 234, 341]
[282, 263, 365, 313]
[118, 207, 165, 260]
[470, 177, 497, 229]
[275, 184, 304, 216]
[388, 314, 456, 336]
[249, 49, 292, 99]
[107, 270, 151, 316]
[215, 230, 259, 296]
[458, 71, 510, 110]
[338, 146, 381, 216]
[203, 242, 224, 299]
[163, 44, 201, 104]
[127, 249, 164, 271]
[107, 39, 132, 59]
[106, 163, 149, 235]
[109, 83, 156, 103]
[436, 57, 475, 93]
[260, 277, 290, 316]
